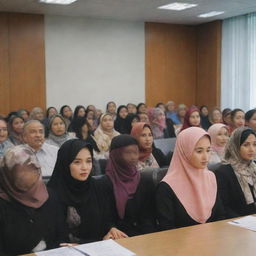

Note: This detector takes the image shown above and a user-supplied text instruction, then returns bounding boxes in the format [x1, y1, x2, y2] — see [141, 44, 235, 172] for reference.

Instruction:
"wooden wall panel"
[145, 21, 221, 109]
[0, 13, 45, 116]
[145, 22, 197, 107]
[0, 13, 10, 116]
[8, 13, 46, 113]
[196, 21, 222, 110]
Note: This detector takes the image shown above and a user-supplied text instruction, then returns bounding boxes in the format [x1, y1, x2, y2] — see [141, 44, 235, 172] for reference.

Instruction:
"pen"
[69, 246, 91, 256]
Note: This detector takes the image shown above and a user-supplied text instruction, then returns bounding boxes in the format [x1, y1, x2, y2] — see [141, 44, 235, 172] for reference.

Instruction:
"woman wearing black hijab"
[47, 139, 126, 243]
[104, 134, 156, 237]
[114, 105, 129, 134]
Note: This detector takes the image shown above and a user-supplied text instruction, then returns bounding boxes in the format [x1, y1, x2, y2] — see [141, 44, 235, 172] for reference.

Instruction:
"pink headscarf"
[162, 127, 217, 223]
[208, 123, 228, 157]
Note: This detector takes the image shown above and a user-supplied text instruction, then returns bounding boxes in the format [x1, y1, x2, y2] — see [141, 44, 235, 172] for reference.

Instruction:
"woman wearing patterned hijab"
[215, 127, 256, 218]
[0, 145, 67, 255]
[92, 113, 120, 159]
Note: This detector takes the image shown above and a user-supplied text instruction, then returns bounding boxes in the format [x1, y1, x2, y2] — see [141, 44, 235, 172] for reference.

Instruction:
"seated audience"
[8, 115, 25, 145]
[155, 102, 166, 113]
[127, 103, 137, 114]
[126, 114, 140, 134]
[174, 104, 187, 127]
[215, 127, 256, 218]
[23, 120, 58, 177]
[60, 105, 73, 128]
[209, 107, 223, 124]
[73, 105, 86, 119]
[114, 105, 129, 134]
[30, 107, 45, 123]
[229, 108, 245, 134]
[208, 124, 229, 165]
[245, 109, 256, 131]
[92, 113, 120, 159]
[148, 108, 167, 139]
[17, 109, 30, 122]
[156, 127, 225, 230]
[46, 115, 73, 148]
[200, 105, 211, 130]
[165, 101, 178, 123]
[86, 104, 97, 113]
[105, 135, 156, 236]
[72, 117, 100, 153]
[43, 107, 58, 136]
[48, 139, 126, 243]
[222, 108, 232, 126]
[137, 103, 147, 114]
[131, 122, 170, 170]
[106, 101, 117, 119]
[68, 105, 87, 132]
[149, 108, 175, 139]
[180, 106, 201, 133]
[0, 145, 67, 255]
[86, 109, 98, 131]
[0, 118, 13, 157]
[138, 112, 150, 124]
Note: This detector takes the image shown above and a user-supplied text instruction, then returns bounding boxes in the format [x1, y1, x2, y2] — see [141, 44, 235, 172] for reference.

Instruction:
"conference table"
[22, 217, 256, 256]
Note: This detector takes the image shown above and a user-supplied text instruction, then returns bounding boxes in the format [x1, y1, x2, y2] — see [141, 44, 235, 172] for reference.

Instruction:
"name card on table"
[36, 239, 136, 256]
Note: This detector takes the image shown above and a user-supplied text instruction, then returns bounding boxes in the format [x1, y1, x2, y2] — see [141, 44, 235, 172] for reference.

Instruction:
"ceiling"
[0, 0, 256, 25]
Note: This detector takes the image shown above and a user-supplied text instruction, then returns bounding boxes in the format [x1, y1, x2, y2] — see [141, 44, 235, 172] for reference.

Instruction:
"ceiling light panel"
[198, 11, 225, 18]
[158, 2, 198, 11]
[39, 0, 77, 5]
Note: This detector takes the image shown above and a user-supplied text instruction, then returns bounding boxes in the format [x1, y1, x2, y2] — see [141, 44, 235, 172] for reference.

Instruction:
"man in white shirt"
[22, 120, 58, 177]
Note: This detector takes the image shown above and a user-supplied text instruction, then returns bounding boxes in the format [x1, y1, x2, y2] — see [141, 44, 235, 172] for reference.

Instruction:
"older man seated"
[22, 120, 58, 177]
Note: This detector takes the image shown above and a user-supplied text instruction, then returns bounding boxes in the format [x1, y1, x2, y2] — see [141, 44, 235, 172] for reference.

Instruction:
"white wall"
[45, 15, 145, 111]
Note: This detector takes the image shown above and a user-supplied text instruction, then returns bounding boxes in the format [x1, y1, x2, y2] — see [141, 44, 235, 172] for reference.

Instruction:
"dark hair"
[199, 105, 208, 112]
[46, 107, 58, 118]
[240, 129, 256, 146]
[222, 108, 232, 117]
[60, 105, 72, 117]
[137, 103, 146, 113]
[230, 108, 244, 121]
[155, 102, 165, 108]
[245, 109, 256, 122]
[8, 115, 24, 126]
[106, 101, 116, 111]
[110, 134, 138, 151]
[71, 117, 91, 139]
[73, 105, 86, 119]
[117, 105, 128, 116]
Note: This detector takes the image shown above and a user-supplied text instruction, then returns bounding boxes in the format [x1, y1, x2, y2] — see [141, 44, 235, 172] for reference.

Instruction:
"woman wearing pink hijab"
[208, 123, 229, 165]
[156, 127, 225, 230]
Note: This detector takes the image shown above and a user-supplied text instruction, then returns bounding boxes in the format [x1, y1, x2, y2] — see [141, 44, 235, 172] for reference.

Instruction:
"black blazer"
[215, 164, 256, 218]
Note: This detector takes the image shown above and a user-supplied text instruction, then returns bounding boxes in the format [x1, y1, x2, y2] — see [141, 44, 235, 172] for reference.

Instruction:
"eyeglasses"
[0, 128, 7, 132]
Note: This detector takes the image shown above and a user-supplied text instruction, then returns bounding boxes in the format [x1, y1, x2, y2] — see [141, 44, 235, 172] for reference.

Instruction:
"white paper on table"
[228, 215, 256, 231]
[76, 239, 136, 256]
[36, 246, 82, 256]
[36, 239, 136, 256]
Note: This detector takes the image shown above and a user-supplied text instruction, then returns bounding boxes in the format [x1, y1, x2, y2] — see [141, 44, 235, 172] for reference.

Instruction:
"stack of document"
[228, 215, 256, 231]
[36, 239, 136, 256]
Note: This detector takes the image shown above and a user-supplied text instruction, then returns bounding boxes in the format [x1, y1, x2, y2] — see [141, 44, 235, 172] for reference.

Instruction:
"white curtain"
[221, 13, 256, 111]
